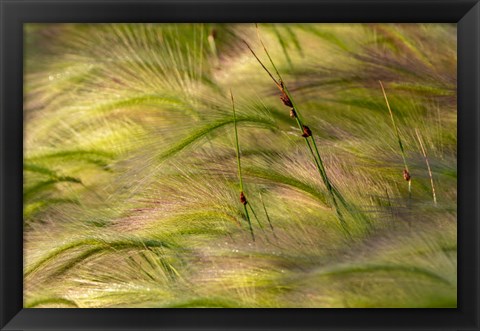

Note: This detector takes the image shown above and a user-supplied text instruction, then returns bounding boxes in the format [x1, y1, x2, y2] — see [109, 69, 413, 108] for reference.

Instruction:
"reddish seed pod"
[280, 92, 293, 107]
[279, 81, 293, 107]
[289, 108, 297, 118]
[403, 169, 411, 181]
[301, 125, 312, 138]
[240, 191, 247, 205]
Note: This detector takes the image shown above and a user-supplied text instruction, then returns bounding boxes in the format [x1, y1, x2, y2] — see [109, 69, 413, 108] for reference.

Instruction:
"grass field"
[23, 23, 457, 308]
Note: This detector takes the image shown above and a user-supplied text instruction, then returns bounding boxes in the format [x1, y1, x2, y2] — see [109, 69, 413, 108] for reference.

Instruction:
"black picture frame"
[1, 0, 479, 330]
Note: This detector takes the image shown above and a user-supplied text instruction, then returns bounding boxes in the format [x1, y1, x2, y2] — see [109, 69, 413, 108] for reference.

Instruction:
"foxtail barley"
[242, 25, 357, 234]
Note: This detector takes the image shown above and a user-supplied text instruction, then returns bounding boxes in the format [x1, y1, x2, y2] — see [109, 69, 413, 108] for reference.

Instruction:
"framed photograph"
[1, 0, 479, 330]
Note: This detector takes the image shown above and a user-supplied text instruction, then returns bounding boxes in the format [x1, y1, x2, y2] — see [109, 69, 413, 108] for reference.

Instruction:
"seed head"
[280, 92, 293, 107]
[301, 125, 312, 138]
[289, 108, 297, 118]
[403, 169, 411, 181]
[240, 191, 247, 205]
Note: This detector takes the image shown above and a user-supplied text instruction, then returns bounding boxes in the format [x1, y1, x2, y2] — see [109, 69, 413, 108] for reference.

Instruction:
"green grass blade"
[157, 117, 275, 163]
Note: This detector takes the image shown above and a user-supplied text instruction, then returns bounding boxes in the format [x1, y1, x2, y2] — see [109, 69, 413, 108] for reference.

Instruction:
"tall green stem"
[231, 90, 255, 241]
[379, 81, 411, 198]
[249, 27, 350, 234]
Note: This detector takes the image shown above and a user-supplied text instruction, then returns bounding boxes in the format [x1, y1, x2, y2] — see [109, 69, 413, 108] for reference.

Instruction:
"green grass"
[231, 91, 256, 241]
[23, 23, 457, 308]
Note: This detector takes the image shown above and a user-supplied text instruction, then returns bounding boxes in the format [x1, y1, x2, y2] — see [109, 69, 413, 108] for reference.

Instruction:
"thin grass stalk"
[245, 26, 350, 234]
[248, 27, 324, 180]
[242, 205, 254, 241]
[247, 203, 264, 229]
[260, 192, 277, 239]
[231, 90, 255, 241]
[379, 80, 412, 198]
[264, 26, 373, 229]
[257, 35, 346, 229]
[415, 128, 437, 205]
[247, 203, 269, 243]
